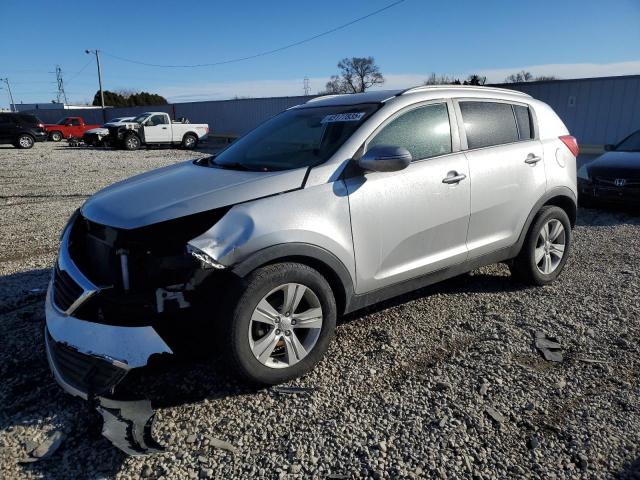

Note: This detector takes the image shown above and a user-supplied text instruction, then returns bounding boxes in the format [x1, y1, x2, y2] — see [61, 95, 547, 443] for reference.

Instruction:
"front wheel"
[510, 206, 572, 286]
[226, 263, 337, 385]
[123, 133, 141, 151]
[50, 131, 63, 142]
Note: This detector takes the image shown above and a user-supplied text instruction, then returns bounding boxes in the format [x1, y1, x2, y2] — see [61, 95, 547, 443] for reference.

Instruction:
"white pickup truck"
[109, 112, 209, 150]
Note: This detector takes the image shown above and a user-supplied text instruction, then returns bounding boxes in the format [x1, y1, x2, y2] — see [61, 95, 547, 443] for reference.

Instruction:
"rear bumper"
[29, 131, 48, 142]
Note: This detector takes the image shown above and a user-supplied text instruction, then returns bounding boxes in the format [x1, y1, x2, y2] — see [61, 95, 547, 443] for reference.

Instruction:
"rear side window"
[0, 114, 13, 124]
[460, 101, 519, 149]
[514, 105, 534, 140]
[368, 103, 452, 161]
[18, 114, 39, 125]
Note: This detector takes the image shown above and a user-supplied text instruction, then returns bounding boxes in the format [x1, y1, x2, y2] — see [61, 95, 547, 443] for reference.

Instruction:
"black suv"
[0, 113, 48, 148]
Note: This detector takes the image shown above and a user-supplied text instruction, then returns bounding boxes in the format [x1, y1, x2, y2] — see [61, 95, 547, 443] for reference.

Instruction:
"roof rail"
[306, 94, 343, 103]
[398, 85, 531, 98]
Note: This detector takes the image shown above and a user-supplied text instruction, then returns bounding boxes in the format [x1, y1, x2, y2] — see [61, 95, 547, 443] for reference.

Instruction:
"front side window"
[149, 114, 167, 126]
[367, 103, 452, 160]
[460, 101, 519, 149]
[70, 119, 81, 126]
[210, 104, 378, 171]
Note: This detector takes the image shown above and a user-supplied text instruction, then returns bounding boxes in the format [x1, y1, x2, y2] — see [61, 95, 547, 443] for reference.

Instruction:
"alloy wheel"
[535, 219, 566, 274]
[19, 136, 33, 148]
[248, 283, 323, 369]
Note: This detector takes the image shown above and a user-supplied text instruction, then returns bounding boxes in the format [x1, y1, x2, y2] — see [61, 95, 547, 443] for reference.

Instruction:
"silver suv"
[45, 86, 578, 395]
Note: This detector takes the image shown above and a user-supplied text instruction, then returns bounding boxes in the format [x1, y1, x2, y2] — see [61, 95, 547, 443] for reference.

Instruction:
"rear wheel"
[181, 133, 197, 149]
[510, 206, 571, 285]
[226, 263, 336, 385]
[123, 133, 141, 151]
[50, 131, 63, 142]
[16, 134, 34, 149]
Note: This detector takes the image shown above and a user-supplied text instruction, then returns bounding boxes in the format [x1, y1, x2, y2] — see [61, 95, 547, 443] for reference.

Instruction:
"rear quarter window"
[459, 101, 519, 149]
[514, 105, 534, 140]
[19, 115, 39, 125]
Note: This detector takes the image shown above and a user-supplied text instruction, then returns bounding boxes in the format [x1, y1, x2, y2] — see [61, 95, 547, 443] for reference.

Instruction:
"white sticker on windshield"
[321, 112, 366, 123]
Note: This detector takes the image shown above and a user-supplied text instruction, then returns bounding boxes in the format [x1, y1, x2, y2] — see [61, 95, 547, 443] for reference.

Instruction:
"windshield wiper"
[208, 158, 253, 171]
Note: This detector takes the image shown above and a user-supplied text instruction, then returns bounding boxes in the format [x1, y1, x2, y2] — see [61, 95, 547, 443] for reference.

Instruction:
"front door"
[345, 102, 471, 294]
[143, 114, 172, 143]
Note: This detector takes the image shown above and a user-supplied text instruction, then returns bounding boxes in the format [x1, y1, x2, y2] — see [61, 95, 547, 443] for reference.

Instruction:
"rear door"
[345, 100, 471, 293]
[456, 100, 546, 258]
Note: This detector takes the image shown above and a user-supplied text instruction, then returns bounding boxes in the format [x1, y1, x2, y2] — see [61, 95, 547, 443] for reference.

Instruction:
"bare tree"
[423, 73, 460, 85]
[463, 74, 487, 86]
[324, 57, 384, 94]
[504, 70, 534, 83]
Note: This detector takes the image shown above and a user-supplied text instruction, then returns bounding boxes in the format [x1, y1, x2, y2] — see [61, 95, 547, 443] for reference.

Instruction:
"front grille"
[52, 264, 84, 312]
[47, 331, 127, 396]
[593, 176, 640, 187]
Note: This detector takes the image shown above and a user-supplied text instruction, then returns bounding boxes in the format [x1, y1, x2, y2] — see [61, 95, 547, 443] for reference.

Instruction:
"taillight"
[559, 135, 579, 157]
[37, 123, 45, 130]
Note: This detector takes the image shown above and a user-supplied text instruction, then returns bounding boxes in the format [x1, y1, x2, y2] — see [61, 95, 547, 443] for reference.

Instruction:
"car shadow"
[577, 206, 640, 227]
[618, 457, 640, 479]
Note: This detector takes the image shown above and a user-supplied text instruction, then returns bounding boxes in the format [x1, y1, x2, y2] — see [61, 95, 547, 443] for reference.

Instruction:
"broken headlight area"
[62, 207, 231, 330]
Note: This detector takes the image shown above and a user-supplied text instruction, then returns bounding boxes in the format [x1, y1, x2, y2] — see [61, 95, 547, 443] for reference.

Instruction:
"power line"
[64, 58, 94, 86]
[101, 0, 405, 68]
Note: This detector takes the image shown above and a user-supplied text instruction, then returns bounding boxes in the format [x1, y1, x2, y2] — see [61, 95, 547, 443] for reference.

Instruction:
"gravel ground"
[1, 142, 639, 479]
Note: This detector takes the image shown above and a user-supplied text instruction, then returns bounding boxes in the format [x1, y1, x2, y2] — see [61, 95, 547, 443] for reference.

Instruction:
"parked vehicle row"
[0, 112, 209, 150]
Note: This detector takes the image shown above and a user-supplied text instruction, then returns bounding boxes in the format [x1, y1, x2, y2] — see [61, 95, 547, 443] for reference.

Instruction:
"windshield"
[615, 131, 640, 152]
[211, 104, 379, 171]
[132, 114, 150, 124]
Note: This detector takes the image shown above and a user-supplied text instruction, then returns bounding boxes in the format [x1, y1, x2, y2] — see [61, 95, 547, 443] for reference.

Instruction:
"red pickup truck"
[45, 117, 101, 141]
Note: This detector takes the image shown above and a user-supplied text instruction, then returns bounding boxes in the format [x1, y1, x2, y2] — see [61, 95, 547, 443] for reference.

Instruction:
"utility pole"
[303, 77, 310, 96]
[55, 65, 68, 104]
[85, 49, 106, 122]
[1, 78, 16, 112]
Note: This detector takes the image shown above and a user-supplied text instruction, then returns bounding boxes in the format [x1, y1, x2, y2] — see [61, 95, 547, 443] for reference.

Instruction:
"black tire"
[50, 131, 63, 142]
[16, 134, 34, 149]
[510, 205, 572, 286]
[123, 133, 141, 151]
[225, 262, 337, 385]
[181, 133, 198, 150]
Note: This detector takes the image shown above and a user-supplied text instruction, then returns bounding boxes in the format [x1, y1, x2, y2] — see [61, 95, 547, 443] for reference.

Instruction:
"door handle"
[525, 154, 542, 165]
[442, 171, 467, 184]
[162, 127, 168, 129]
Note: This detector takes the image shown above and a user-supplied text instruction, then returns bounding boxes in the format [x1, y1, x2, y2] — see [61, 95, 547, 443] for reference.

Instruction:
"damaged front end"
[45, 207, 231, 400]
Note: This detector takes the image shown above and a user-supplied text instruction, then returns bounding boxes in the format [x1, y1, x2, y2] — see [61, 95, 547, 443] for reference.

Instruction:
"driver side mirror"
[604, 144, 615, 151]
[358, 145, 412, 172]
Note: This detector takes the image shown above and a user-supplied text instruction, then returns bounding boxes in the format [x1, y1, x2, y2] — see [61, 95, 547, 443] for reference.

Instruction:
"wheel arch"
[512, 187, 577, 257]
[231, 243, 355, 315]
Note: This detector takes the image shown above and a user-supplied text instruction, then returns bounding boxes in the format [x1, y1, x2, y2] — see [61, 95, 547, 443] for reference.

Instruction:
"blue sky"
[1, 0, 639, 107]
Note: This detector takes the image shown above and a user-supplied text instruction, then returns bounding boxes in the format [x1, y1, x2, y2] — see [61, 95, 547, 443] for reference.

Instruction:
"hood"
[81, 159, 308, 229]
[587, 151, 640, 179]
[85, 127, 109, 134]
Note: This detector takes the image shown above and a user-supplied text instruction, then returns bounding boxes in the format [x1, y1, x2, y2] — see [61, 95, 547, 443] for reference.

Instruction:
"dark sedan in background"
[578, 129, 640, 209]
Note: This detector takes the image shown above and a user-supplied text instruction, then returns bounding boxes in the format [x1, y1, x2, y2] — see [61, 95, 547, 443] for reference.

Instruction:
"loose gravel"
[1, 142, 639, 479]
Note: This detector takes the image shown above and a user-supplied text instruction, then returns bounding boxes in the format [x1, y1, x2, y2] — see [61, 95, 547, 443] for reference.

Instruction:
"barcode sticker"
[321, 112, 366, 123]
